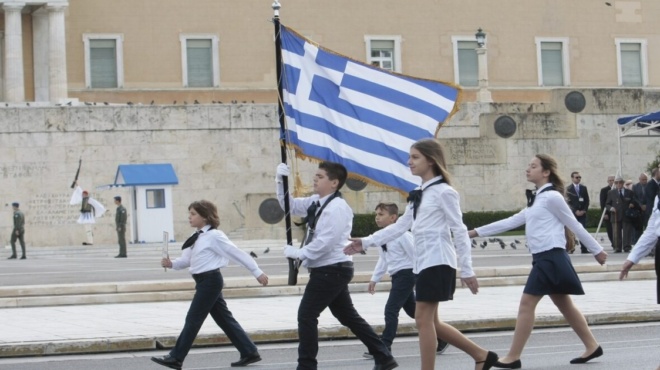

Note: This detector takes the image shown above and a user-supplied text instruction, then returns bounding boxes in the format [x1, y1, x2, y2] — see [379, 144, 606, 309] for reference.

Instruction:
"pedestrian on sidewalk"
[151, 200, 268, 370]
[606, 176, 639, 253]
[8, 202, 26, 260]
[69, 181, 106, 246]
[114, 196, 128, 258]
[620, 190, 660, 303]
[469, 154, 608, 369]
[276, 161, 398, 370]
[361, 202, 449, 359]
[345, 139, 498, 370]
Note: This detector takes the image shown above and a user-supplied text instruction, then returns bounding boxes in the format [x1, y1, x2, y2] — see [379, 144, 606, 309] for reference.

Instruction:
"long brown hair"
[411, 138, 453, 186]
[188, 200, 220, 228]
[535, 154, 565, 195]
[535, 154, 574, 250]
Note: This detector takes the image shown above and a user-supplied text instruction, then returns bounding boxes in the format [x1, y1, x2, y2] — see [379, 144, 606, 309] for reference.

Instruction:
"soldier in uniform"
[70, 181, 106, 245]
[8, 202, 26, 259]
[114, 196, 128, 258]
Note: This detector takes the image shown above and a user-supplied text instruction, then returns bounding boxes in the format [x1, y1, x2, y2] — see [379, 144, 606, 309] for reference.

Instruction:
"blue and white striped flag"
[279, 25, 461, 193]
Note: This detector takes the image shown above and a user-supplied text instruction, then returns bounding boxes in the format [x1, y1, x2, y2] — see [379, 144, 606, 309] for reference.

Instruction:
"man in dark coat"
[567, 171, 590, 253]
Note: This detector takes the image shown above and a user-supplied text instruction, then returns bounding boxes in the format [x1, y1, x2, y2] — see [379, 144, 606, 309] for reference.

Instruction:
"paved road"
[0, 323, 657, 369]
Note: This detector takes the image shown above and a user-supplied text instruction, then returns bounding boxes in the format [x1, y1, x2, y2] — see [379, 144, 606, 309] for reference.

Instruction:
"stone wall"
[1, 88, 659, 246]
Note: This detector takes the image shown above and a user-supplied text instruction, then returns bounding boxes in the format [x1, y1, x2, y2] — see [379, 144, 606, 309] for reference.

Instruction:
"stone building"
[0, 0, 659, 245]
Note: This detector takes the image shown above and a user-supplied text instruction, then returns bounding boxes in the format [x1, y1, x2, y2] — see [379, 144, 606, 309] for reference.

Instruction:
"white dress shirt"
[172, 225, 264, 277]
[370, 231, 414, 283]
[476, 183, 604, 255]
[628, 196, 660, 264]
[276, 184, 353, 268]
[362, 176, 475, 278]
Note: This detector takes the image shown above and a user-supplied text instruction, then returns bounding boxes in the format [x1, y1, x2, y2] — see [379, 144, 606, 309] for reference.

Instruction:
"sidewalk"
[0, 278, 657, 357]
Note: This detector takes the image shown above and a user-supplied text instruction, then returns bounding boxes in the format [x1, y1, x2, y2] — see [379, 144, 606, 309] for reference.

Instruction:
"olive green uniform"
[11, 210, 26, 258]
[116, 204, 128, 257]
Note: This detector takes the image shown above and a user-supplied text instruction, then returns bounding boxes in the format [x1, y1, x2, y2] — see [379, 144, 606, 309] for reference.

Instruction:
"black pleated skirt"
[415, 264, 456, 302]
[524, 248, 585, 296]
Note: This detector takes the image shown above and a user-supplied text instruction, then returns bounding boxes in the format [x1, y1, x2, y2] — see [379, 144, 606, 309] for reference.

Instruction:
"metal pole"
[272, 0, 298, 285]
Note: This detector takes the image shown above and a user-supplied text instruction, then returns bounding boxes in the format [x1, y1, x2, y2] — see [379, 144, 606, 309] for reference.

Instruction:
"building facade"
[1, 1, 659, 246]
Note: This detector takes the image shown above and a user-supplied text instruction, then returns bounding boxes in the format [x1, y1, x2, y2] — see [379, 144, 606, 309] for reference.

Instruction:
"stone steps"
[0, 263, 653, 308]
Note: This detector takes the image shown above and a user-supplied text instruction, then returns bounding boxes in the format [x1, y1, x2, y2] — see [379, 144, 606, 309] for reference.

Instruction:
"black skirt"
[415, 264, 456, 302]
[524, 248, 585, 296]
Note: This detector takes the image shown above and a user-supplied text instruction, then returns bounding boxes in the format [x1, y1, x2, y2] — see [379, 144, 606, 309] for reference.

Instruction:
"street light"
[475, 28, 486, 47]
[474, 28, 492, 102]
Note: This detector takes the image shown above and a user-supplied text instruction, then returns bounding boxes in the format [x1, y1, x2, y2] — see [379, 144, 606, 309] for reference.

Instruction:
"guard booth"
[113, 163, 179, 243]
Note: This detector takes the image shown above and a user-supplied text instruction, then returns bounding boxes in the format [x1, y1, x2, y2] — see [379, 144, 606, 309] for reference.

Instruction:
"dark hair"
[318, 162, 348, 190]
[375, 202, 398, 215]
[535, 154, 565, 195]
[188, 200, 220, 228]
[411, 138, 453, 185]
[570, 171, 580, 178]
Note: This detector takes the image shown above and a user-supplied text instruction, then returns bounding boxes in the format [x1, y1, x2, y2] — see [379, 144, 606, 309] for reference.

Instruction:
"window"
[535, 38, 570, 86]
[615, 39, 647, 86]
[179, 34, 219, 87]
[146, 189, 165, 209]
[451, 37, 479, 87]
[364, 36, 402, 73]
[83, 34, 124, 88]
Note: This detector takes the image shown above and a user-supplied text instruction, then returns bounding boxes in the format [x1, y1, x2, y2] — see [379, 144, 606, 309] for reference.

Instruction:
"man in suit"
[600, 175, 615, 248]
[646, 167, 660, 224]
[632, 173, 648, 242]
[567, 171, 590, 253]
[606, 176, 639, 253]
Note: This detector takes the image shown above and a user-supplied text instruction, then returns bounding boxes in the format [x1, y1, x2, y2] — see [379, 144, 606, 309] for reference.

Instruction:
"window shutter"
[620, 43, 642, 86]
[541, 42, 563, 86]
[458, 41, 478, 87]
[90, 39, 117, 88]
[187, 39, 213, 87]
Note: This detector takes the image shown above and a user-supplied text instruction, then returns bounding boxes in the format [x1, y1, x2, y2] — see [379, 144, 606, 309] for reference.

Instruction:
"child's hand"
[344, 238, 364, 255]
[368, 281, 376, 295]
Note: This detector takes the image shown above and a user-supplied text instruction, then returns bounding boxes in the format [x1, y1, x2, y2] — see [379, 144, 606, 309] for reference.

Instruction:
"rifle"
[70, 157, 82, 189]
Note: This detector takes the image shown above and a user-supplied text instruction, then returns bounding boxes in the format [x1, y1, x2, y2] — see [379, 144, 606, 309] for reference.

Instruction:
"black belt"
[308, 261, 353, 272]
[192, 268, 219, 278]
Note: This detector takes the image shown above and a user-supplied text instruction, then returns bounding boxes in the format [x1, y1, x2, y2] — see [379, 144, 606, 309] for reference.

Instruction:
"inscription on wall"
[27, 192, 107, 225]
[440, 138, 505, 165]
[1, 163, 47, 179]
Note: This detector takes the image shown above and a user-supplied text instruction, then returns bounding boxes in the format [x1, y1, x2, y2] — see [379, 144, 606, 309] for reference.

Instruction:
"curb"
[1, 310, 658, 358]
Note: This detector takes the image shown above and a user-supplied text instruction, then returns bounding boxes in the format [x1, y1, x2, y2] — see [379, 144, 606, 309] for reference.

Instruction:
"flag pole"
[272, 0, 298, 286]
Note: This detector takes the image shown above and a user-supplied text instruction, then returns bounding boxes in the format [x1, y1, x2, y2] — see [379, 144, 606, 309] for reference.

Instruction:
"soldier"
[114, 196, 128, 258]
[8, 202, 26, 260]
[70, 181, 106, 245]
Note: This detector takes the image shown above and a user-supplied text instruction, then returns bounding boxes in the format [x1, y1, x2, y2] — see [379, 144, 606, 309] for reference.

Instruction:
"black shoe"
[20, 256, 26, 260]
[231, 352, 261, 367]
[114, 255, 127, 258]
[493, 358, 521, 369]
[569, 346, 603, 364]
[372, 356, 398, 370]
[477, 351, 499, 370]
[614, 249, 622, 253]
[623, 247, 631, 253]
[151, 355, 182, 370]
[436, 339, 449, 354]
[7, 255, 16, 259]
[82, 242, 93, 246]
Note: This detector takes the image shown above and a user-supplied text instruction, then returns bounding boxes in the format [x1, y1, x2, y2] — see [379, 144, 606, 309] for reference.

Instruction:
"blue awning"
[114, 163, 179, 186]
[617, 111, 660, 132]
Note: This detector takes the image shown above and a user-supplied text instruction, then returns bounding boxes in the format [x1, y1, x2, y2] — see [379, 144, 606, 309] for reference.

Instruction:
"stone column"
[32, 7, 50, 102]
[476, 46, 492, 103]
[3, 2, 26, 102]
[47, 3, 68, 102]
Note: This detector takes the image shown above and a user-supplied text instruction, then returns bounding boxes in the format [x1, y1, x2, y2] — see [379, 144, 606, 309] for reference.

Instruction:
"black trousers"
[297, 264, 391, 369]
[170, 269, 257, 361]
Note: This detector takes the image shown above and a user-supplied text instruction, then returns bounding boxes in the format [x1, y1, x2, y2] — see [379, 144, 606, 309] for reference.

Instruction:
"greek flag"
[280, 25, 461, 192]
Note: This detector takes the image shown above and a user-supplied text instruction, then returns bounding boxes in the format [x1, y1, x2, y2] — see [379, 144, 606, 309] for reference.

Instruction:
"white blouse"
[362, 176, 475, 278]
[475, 183, 604, 255]
[172, 225, 264, 277]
